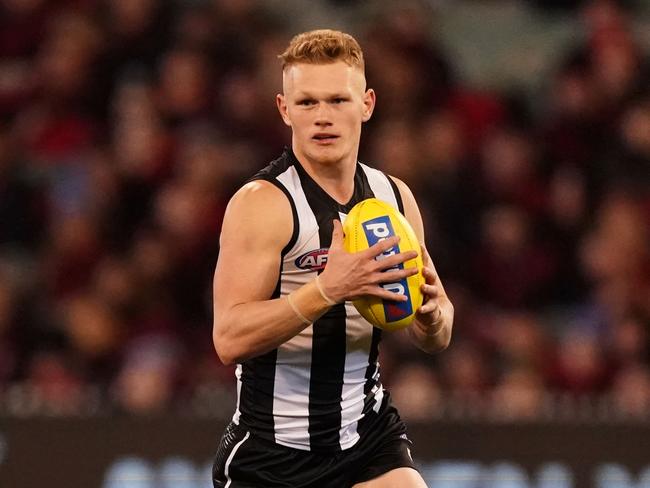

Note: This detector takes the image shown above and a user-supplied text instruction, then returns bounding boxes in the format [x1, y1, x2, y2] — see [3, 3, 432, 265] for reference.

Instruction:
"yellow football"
[343, 198, 424, 331]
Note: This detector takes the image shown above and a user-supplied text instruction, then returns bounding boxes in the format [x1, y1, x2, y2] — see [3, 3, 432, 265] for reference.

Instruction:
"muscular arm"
[213, 179, 424, 365]
[212, 181, 331, 365]
[391, 177, 454, 353]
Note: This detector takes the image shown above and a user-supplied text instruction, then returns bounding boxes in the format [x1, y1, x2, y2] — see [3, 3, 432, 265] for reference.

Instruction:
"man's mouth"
[312, 133, 339, 142]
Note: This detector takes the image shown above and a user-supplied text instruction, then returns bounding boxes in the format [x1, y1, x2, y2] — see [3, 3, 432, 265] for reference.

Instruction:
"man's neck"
[292, 147, 357, 205]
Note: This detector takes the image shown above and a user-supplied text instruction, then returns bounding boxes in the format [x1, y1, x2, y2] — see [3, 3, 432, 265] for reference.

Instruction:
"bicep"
[213, 182, 292, 320]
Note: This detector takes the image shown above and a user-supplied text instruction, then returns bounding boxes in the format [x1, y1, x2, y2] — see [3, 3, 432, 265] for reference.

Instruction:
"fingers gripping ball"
[343, 198, 424, 331]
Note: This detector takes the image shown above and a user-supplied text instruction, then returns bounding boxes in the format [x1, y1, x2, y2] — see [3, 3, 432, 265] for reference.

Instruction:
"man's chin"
[305, 146, 343, 165]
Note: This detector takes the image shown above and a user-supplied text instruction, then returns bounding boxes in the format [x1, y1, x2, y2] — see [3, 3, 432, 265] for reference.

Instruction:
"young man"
[212, 29, 453, 488]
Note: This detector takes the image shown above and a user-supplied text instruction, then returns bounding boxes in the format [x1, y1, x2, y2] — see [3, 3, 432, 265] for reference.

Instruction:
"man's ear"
[362, 88, 376, 122]
[276, 94, 291, 127]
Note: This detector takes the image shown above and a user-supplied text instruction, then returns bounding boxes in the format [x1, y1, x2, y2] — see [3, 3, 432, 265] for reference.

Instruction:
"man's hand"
[319, 219, 419, 303]
[408, 245, 453, 352]
[414, 247, 444, 334]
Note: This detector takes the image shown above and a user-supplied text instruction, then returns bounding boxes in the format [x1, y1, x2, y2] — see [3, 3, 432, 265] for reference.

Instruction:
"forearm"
[214, 279, 332, 365]
[408, 297, 454, 353]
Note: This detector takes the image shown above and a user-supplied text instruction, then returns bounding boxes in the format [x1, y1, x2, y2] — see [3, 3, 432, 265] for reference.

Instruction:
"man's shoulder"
[223, 179, 293, 251]
[231, 148, 297, 212]
[230, 179, 289, 211]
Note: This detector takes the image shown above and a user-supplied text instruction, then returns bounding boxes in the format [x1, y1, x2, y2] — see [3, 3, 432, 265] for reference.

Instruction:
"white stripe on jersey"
[276, 165, 320, 258]
[232, 364, 242, 424]
[359, 163, 399, 211]
[371, 365, 385, 414]
[273, 165, 319, 449]
[337, 301, 373, 449]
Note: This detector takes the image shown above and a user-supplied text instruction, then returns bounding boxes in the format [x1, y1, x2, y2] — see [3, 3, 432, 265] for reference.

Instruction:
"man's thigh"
[352, 467, 428, 488]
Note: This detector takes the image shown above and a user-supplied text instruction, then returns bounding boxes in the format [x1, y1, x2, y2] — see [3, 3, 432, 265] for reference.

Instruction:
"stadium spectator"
[0, 0, 648, 420]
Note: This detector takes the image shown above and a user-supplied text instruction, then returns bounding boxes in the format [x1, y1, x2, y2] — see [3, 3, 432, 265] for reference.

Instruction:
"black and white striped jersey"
[231, 148, 404, 453]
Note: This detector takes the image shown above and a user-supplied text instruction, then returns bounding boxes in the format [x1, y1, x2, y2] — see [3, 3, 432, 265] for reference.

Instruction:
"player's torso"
[234, 148, 403, 453]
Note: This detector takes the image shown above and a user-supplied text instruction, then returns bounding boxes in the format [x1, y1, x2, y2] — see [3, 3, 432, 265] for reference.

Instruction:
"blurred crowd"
[0, 0, 649, 421]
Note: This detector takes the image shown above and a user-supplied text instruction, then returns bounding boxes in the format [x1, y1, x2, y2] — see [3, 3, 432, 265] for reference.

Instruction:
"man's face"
[277, 61, 375, 166]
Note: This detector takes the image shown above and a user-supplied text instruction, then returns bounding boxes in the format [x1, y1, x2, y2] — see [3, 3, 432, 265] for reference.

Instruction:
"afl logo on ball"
[295, 248, 329, 271]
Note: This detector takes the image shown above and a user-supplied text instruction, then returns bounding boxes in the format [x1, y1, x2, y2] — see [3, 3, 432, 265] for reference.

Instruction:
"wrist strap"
[315, 275, 337, 306]
[287, 293, 311, 325]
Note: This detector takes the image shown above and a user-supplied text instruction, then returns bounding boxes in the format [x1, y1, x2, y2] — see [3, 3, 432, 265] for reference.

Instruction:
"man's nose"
[315, 102, 332, 126]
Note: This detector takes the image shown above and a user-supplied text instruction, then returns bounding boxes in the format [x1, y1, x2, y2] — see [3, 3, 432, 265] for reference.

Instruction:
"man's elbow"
[213, 319, 239, 366]
[214, 345, 236, 367]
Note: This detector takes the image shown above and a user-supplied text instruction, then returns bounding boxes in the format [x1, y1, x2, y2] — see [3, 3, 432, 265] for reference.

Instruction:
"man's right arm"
[212, 180, 330, 365]
[212, 180, 419, 365]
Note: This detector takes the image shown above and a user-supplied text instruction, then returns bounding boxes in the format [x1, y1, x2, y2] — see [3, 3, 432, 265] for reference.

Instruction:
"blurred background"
[0, 0, 649, 486]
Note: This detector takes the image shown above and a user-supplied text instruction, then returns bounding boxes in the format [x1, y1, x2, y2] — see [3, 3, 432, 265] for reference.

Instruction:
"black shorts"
[212, 403, 417, 488]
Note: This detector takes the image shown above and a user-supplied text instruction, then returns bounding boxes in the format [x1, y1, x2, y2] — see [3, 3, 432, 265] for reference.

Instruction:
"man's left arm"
[390, 177, 454, 353]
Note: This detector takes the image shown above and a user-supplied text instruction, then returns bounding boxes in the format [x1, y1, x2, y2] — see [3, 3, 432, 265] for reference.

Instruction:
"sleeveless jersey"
[231, 148, 404, 453]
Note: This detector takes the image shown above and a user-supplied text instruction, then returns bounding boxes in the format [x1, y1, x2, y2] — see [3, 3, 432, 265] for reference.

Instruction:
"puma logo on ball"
[362, 216, 413, 322]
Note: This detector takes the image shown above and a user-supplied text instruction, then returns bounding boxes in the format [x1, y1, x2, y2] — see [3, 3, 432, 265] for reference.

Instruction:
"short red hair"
[279, 29, 365, 71]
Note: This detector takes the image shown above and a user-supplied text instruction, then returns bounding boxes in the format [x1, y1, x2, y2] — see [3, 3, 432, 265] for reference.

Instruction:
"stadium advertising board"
[1, 417, 649, 488]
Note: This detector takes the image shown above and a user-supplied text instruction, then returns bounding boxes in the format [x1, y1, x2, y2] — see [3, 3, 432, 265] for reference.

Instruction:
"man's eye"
[298, 100, 315, 106]
[332, 98, 346, 104]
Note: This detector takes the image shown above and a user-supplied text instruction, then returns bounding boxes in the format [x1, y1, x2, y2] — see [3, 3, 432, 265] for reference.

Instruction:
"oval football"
[342, 198, 424, 331]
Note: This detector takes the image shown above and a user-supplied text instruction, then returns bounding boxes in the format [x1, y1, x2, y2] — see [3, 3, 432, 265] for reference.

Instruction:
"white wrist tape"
[315, 275, 338, 306]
